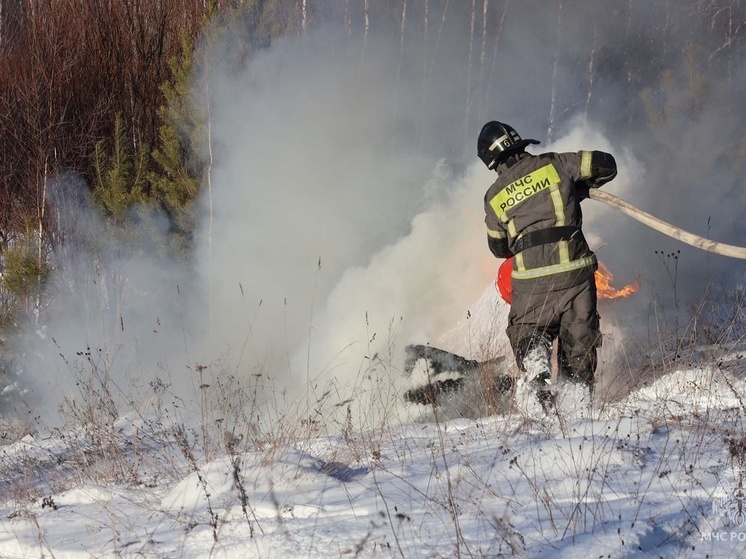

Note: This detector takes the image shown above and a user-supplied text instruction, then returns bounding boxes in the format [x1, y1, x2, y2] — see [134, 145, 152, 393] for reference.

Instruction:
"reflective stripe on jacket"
[484, 150, 616, 292]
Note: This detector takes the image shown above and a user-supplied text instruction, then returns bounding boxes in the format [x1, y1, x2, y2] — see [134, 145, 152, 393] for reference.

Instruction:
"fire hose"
[588, 189, 746, 260]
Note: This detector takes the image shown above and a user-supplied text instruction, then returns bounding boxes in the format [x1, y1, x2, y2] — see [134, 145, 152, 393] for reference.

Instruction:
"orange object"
[496, 257, 513, 304]
[495, 257, 638, 304]
[595, 261, 639, 300]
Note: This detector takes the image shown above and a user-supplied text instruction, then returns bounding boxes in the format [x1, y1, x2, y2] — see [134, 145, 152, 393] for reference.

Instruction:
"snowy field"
[1, 346, 746, 558]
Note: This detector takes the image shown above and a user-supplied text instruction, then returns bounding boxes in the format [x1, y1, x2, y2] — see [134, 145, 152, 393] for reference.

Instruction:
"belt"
[513, 226, 583, 254]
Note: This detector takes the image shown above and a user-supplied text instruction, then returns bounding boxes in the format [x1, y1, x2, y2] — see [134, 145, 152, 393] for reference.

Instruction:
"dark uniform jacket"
[484, 150, 617, 293]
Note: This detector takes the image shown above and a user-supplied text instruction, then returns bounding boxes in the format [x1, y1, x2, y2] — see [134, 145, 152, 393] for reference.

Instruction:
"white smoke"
[191, 28, 509, 423]
[193, 20, 643, 425]
[17, 5, 741, 429]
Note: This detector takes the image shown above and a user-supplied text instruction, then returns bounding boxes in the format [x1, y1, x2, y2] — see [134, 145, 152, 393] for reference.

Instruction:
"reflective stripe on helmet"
[489, 134, 510, 151]
[580, 151, 593, 179]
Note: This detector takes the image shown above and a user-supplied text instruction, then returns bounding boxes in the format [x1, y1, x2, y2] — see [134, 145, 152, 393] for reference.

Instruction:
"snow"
[2, 280, 745, 558]
[2, 358, 746, 558]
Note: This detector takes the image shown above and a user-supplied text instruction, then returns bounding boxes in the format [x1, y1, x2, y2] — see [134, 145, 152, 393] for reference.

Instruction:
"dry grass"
[0, 285, 744, 556]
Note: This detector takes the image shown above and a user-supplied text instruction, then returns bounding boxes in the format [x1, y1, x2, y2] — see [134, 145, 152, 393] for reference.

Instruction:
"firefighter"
[478, 120, 617, 399]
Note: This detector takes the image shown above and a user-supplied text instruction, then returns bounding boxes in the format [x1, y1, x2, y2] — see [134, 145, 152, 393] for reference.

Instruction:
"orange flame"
[595, 261, 638, 300]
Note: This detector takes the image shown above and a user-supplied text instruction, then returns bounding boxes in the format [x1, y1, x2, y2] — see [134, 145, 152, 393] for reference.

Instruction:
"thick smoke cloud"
[193, 30, 496, 425]
[15, 2, 746, 428]
[193, 24, 647, 425]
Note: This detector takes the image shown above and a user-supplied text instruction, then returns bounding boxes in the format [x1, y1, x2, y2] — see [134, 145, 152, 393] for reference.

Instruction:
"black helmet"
[477, 121, 539, 170]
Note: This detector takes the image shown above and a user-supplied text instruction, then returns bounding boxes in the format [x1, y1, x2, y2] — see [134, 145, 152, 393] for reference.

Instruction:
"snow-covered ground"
[2, 348, 746, 558]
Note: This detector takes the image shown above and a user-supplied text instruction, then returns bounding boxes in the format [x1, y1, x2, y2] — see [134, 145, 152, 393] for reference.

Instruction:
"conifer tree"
[93, 114, 150, 222]
[148, 6, 220, 256]
[149, 37, 203, 255]
[1, 223, 50, 325]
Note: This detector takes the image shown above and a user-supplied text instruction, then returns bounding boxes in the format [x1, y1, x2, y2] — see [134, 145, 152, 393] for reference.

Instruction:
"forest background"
[1, 0, 745, 424]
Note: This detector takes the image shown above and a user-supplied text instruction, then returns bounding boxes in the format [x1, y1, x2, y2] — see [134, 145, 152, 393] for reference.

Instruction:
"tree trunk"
[483, 0, 509, 121]
[344, 0, 351, 37]
[585, 16, 597, 116]
[476, 0, 488, 124]
[547, 0, 562, 143]
[418, 0, 449, 148]
[394, 0, 407, 120]
[361, 0, 369, 63]
[462, 0, 476, 148]
[205, 68, 215, 334]
[35, 159, 47, 325]
[423, 0, 429, 81]
[624, 0, 634, 124]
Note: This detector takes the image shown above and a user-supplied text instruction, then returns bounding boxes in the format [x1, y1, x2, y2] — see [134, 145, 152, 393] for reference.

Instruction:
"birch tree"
[547, 0, 562, 143]
[461, 0, 477, 147]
